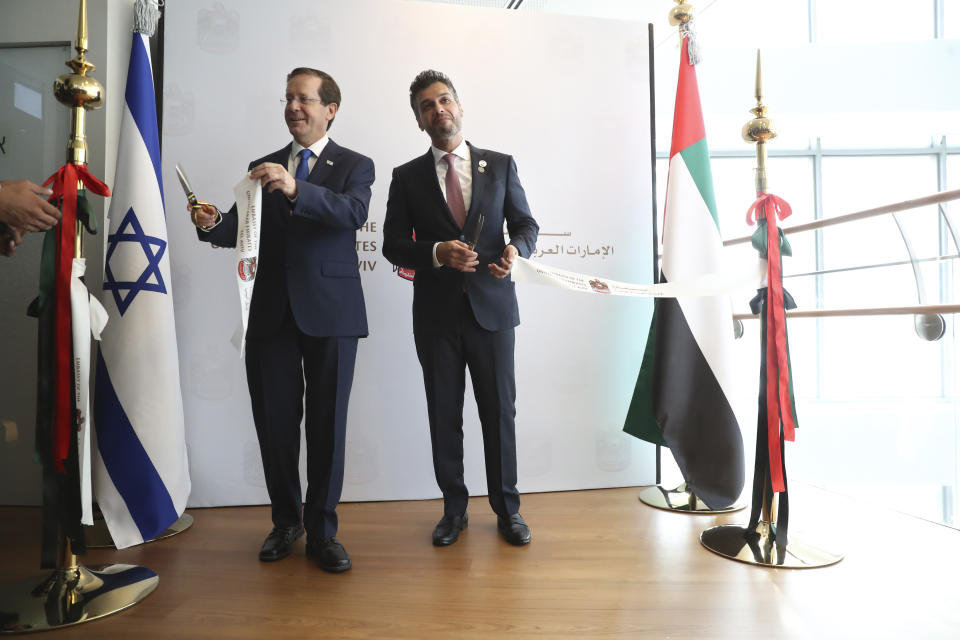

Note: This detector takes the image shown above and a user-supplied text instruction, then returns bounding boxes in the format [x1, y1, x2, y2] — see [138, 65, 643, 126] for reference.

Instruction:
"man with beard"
[383, 69, 539, 547]
[191, 68, 373, 572]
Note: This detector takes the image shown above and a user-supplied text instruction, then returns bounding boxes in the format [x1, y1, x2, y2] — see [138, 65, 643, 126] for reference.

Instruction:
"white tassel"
[133, 0, 162, 37]
[680, 21, 702, 66]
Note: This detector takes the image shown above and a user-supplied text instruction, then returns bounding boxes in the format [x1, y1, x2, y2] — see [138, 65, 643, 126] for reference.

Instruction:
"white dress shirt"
[430, 140, 472, 267]
[290, 135, 330, 177]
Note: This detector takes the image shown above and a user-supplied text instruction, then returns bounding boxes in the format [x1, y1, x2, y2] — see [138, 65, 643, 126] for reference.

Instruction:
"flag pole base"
[700, 521, 843, 569]
[85, 512, 194, 549]
[0, 563, 158, 634]
[638, 483, 745, 514]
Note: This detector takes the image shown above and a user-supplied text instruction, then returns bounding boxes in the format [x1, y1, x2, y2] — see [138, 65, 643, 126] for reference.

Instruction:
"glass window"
[947, 153, 960, 190]
[817, 0, 933, 43]
[945, 0, 960, 38]
[696, 0, 810, 49]
[819, 119, 937, 150]
[0, 46, 72, 184]
[820, 156, 940, 294]
[817, 155, 945, 398]
[0, 45, 73, 506]
[944, 154, 960, 302]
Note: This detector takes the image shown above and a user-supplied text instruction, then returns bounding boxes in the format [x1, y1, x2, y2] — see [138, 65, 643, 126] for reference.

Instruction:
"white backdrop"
[162, 0, 655, 507]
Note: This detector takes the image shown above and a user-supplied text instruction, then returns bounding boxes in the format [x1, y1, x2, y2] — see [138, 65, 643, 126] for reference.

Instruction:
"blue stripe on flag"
[125, 34, 164, 211]
[94, 350, 178, 541]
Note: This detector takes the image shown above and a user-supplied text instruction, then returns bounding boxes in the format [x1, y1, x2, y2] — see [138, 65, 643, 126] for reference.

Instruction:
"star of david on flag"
[93, 27, 191, 549]
[103, 206, 168, 315]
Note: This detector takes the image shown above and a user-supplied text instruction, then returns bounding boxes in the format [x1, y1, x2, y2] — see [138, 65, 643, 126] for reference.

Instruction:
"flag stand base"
[85, 512, 194, 549]
[638, 483, 745, 514]
[700, 520, 842, 569]
[0, 563, 158, 633]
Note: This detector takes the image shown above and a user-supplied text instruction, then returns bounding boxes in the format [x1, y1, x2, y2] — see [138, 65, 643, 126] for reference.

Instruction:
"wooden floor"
[2, 484, 959, 639]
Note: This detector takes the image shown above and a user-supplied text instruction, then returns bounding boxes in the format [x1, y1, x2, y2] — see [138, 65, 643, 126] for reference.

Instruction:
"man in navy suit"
[191, 68, 373, 572]
[383, 70, 539, 547]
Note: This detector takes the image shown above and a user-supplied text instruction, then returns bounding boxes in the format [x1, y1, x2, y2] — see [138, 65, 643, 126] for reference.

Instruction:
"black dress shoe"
[306, 537, 352, 573]
[497, 513, 531, 546]
[259, 524, 304, 561]
[432, 514, 468, 546]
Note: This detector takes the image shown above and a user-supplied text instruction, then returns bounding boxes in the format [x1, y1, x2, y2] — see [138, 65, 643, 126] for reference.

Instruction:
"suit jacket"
[199, 139, 374, 338]
[382, 142, 539, 333]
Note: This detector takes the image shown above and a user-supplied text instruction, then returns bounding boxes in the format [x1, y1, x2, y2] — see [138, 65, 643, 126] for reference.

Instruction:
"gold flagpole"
[53, 0, 100, 257]
[699, 51, 842, 568]
[638, 0, 745, 516]
[0, 2, 159, 632]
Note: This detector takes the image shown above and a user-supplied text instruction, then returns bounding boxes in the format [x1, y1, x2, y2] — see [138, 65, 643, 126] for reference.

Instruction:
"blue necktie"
[295, 148, 312, 181]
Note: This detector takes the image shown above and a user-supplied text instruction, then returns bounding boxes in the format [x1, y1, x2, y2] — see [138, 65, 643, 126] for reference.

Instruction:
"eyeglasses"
[281, 97, 325, 105]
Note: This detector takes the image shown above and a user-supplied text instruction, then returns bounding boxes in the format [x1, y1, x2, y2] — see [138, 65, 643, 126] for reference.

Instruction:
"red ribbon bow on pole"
[746, 192, 795, 493]
[43, 163, 110, 472]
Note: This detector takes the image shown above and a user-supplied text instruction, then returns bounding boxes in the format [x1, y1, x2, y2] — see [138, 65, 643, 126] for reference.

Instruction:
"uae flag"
[623, 35, 744, 509]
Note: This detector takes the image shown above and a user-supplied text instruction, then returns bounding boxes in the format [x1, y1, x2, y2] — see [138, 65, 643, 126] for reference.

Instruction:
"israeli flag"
[93, 31, 191, 549]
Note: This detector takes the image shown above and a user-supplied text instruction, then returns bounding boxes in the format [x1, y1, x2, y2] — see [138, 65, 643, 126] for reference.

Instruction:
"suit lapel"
[420, 144, 489, 234]
[267, 144, 291, 167]
[416, 149, 454, 222]
[464, 143, 486, 234]
[262, 145, 292, 224]
[308, 139, 341, 186]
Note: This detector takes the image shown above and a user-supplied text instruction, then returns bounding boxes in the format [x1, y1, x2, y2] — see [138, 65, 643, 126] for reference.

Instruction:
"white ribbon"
[511, 256, 765, 298]
[232, 174, 262, 356]
[70, 258, 109, 525]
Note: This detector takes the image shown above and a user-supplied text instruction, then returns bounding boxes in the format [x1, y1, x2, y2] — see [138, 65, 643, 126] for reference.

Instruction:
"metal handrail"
[722, 188, 960, 247]
[722, 188, 960, 339]
[734, 303, 960, 320]
[785, 253, 959, 280]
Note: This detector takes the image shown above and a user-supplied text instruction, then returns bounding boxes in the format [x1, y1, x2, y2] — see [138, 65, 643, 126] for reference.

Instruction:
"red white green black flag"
[623, 35, 744, 509]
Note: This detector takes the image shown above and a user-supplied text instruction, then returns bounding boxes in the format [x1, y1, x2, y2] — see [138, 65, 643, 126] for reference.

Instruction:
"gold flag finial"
[76, 0, 89, 56]
[669, 1, 702, 65]
[52, 0, 106, 254]
[755, 49, 763, 105]
[53, 0, 105, 168]
[742, 49, 777, 194]
[668, 1, 695, 27]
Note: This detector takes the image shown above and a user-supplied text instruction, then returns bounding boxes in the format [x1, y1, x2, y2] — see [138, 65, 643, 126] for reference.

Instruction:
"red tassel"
[747, 193, 794, 492]
[43, 164, 110, 472]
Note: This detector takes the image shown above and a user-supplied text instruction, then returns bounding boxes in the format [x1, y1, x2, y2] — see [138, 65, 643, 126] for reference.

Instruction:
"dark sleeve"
[195, 156, 261, 248]
[382, 167, 438, 270]
[195, 202, 239, 248]
[291, 155, 374, 230]
[503, 156, 538, 258]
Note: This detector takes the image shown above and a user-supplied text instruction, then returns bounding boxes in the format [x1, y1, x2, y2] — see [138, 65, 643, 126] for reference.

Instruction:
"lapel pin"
[478, 160, 487, 167]
[478, 167, 485, 173]
[326, 159, 334, 166]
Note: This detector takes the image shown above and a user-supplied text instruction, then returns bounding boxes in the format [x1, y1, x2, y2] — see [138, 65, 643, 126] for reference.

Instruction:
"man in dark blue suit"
[383, 70, 539, 547]
[192, 68, 373, 572]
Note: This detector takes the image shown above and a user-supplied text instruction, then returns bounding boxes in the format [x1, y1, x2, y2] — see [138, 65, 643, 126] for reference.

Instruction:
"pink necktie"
[443, 153, 467, 229]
